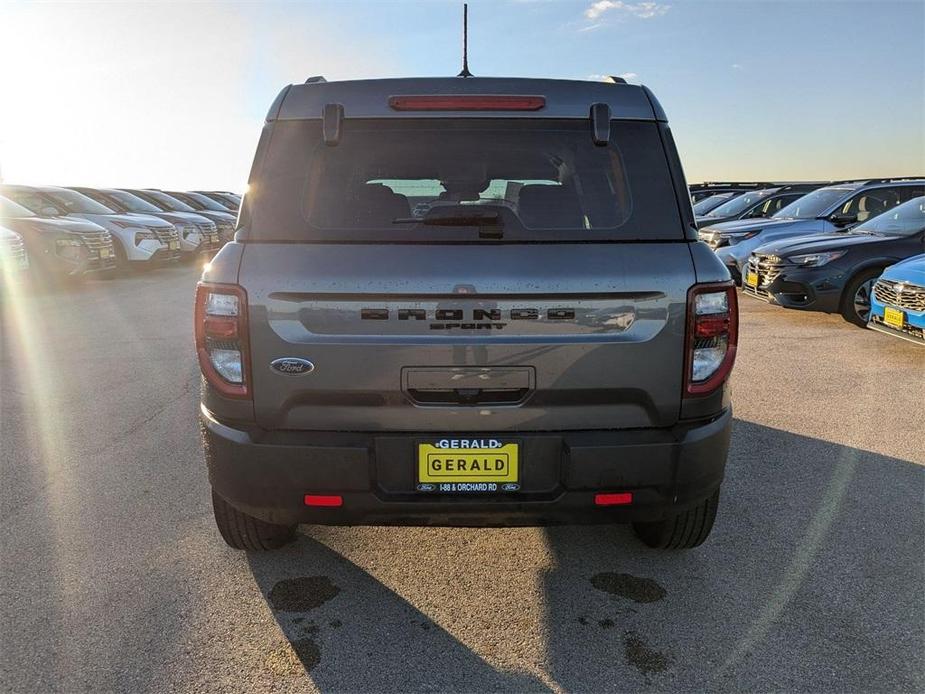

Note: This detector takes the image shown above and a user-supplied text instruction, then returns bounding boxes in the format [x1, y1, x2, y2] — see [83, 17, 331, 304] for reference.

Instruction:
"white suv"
[2, 186, 181, 269]
[72, 187, 222, 258]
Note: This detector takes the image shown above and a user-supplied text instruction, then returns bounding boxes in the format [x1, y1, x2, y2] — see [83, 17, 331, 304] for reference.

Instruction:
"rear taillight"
[684, 282, 738, 396]
[195, 282, 250, 399]
[388, 95, 546, 111]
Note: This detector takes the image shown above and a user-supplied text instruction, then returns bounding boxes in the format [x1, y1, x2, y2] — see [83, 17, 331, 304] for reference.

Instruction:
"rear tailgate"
[241, 242, 693, 432]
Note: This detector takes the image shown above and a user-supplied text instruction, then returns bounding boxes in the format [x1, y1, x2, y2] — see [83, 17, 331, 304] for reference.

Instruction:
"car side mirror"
[40, 206, 60, 217]
[830, 212, 857, 227]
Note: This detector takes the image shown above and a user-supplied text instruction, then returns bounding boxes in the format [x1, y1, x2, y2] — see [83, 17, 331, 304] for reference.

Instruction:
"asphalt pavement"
[1, 263, 923, 693]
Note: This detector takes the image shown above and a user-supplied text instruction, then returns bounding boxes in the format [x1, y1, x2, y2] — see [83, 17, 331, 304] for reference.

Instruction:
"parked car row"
[693, 178, 925, 346]
[0, 186, 240, 281]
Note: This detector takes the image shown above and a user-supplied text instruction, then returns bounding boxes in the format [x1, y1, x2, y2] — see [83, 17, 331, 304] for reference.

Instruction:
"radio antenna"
[457, 3, 473, 77]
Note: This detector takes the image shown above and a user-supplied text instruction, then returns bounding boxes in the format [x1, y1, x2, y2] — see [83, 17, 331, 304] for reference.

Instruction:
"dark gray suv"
[196, 76, 738, 551]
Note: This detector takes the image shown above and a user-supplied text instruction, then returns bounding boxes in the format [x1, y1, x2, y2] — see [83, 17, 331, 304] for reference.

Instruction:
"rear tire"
[211, 489, 296, 551]
[840, 268, 881, 327]
[632, 488, 719, 549]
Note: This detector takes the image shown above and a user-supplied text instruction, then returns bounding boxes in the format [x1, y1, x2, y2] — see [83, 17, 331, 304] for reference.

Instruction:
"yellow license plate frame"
[418, 442, 519, 484]
[99, 248, 111, 258]
[169, 241, 179, 250]
[883, 306, 905, 329]
[745, 271, 759, 287]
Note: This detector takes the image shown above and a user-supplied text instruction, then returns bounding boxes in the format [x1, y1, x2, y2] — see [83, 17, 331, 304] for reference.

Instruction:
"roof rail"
[861, 176, 925, 184]
[689, 182, 773, 189]
[776, 182, 828, 190]
[689, 180, 837, 190]
[304, 76, 327, 84]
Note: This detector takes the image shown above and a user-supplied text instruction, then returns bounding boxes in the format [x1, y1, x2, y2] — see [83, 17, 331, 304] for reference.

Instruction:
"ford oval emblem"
[270, 357, 315, 375]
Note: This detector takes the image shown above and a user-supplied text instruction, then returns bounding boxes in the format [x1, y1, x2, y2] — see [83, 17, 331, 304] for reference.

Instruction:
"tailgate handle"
[403, 367, 534, 406]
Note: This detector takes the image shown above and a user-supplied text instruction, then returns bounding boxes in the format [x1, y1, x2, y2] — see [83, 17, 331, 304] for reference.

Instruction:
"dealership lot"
[1, 265, 922, 693]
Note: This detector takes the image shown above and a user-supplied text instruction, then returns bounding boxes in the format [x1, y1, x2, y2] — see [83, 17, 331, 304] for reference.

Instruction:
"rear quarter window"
[246, 118, 683, 243]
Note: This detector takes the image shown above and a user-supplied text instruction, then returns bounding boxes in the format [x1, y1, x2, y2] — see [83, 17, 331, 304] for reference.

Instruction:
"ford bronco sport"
[197, 76, 738, 551]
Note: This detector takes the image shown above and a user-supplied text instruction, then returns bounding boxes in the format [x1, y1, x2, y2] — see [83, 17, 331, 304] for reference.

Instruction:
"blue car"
[702, 178, 924, 282]
[868, 253, 925, 345]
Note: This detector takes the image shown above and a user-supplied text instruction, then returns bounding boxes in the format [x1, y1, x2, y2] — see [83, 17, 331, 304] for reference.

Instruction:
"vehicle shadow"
[540, 419, 924, 691]
[245, 419, 923, 692]
[246, 534, 550, 692]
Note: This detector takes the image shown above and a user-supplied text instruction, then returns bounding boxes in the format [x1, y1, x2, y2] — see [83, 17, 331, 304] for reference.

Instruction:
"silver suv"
[72, 187, 222, 257]
[197, 76, 738, 551]
[127, 189, 234, 246]
[2, 185, 181, 268]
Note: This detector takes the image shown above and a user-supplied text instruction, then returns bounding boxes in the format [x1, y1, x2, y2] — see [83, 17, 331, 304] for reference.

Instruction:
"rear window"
[246, 119, 683, 242]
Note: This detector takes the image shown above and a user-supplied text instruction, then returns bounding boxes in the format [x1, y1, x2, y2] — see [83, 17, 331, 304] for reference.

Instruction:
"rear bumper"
[200, 405, 732, 527]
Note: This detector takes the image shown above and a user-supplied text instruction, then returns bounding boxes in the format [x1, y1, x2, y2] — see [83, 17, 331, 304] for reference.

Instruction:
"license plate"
[99, 248, 111, 258]
[417, 439, 519, 492]
[884, 306, 905, 329]
[745, 271, 759, 287]
[169, 241, 179, 250]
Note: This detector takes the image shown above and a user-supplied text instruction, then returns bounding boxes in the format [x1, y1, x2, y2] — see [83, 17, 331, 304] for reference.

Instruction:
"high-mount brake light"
[195, 282, 251, 399]
[684, 282, 738, 396]
[388, 95, 545, 111]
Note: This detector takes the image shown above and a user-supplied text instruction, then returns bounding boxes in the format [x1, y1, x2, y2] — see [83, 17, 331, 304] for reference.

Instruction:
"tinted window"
[105, 190, 164, 214]
[44, 189, 115, 215]
[773, 187, 854, 219]
[900, 186, 925, 202]
[77, 189, 123, 211]
[693, 194, 733, 214]
[0, 195, 36, 218]
[165, 192, 204, 210]
[704, 190, 774, 218]
[180, 192, 230, 212]
[246, 119, 683, 242]
[853, 196, 925, 236]
[3, 190, 59, 214]
[133, 190, 197, 213]
[748, 193, 801, 218]
[838, 187, 903, 223]
[209, 193, 240, 208]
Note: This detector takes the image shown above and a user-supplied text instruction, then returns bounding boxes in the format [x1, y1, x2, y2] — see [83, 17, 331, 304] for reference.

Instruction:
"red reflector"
[389, 95, 545, 111]
[595, 492, 633, 506]
[203, 315, 238, 339]
[694, 314, 729, 338]
[304, 495, 343, 507]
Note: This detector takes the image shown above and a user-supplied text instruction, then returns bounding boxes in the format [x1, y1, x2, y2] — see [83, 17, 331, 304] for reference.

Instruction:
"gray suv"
[196, 76, 738, 551]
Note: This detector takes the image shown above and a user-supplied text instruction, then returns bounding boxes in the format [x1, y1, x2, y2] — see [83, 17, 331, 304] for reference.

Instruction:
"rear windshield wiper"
[393, 211, 504, 239]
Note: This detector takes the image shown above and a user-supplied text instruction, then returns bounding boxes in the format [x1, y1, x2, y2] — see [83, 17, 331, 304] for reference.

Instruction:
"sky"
[0, 0, 923, 191]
